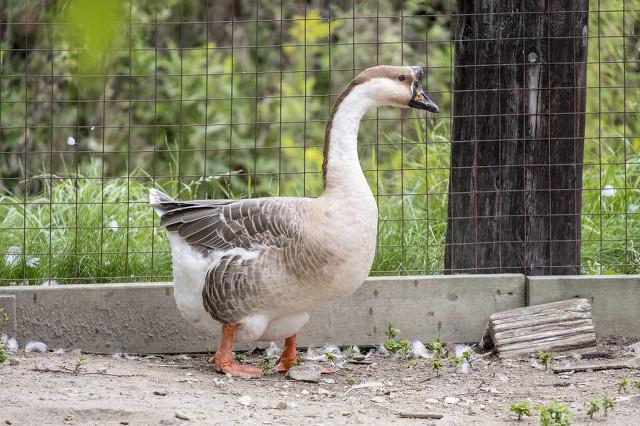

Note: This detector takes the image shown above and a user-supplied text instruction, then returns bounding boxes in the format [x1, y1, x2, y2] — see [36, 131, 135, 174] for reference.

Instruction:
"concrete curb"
[527, 275, 640, 338]
[0, 275, 525, 353]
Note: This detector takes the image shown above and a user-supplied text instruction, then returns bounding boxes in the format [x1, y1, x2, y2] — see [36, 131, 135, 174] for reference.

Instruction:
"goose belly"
[167, 234, 217, 332]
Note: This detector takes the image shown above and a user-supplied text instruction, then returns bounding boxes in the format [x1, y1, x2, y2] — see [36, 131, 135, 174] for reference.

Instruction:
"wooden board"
[485, 298, 596, 358]
[0, 275, 525, 353]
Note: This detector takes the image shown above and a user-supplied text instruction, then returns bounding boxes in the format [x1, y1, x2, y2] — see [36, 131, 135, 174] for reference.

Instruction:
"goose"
[149, 65, 438, 378]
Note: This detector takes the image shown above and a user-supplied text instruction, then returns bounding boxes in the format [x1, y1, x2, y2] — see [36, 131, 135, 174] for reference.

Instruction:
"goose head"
[350, 65, 439, 113]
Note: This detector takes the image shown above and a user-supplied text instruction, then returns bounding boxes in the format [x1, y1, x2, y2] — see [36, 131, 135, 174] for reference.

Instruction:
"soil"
[1, 337, 640, 426]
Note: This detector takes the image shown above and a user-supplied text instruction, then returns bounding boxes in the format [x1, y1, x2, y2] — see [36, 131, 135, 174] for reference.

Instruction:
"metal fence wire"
[0, 0, 638, 285]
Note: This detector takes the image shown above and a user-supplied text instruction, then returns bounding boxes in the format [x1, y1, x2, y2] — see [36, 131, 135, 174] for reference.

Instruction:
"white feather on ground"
[454, 343, 472, 374]
[25, 341, 47, 353]
[1, 335, 19, 352]
[410, 340, 433, 359]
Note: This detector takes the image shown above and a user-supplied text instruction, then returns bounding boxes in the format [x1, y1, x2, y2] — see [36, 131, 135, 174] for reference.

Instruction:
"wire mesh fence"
[0, 0, 638, 285]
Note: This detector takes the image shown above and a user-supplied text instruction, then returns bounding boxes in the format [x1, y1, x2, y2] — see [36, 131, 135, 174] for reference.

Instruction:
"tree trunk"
[445, 0, 589, 275]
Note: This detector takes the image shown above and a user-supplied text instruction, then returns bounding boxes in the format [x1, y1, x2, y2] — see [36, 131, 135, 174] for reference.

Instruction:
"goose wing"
[158, 197, 306, 252]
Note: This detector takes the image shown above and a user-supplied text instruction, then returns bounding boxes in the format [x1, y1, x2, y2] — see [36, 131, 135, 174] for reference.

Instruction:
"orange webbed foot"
[209, 355, 263, 378]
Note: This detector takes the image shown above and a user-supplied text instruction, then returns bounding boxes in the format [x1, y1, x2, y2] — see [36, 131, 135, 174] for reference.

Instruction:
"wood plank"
[486, 298, 596, 357]
[0, 275, 525, 354]
[500, 334, 597, 357]
[494, 319, 593, 340]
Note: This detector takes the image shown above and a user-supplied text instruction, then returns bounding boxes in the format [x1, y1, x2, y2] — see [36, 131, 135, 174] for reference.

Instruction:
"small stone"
[465, 406, 481, 416]
[425, 398, 439, 405]
[237, 395, 253, 407]
[175, 410, 190, 421]
[320, 378, 336, 384]
[64, 415, 73, 421]
[370, 396, 386, 403]
[153, 390, 168, 396]
[285, 364, 321, 383]
[317, 388, 331, 396]
[120, 422, 129, 425]
[97, 367, 107, 374]
[301, 390, 310, 396]
[9, 358, 19, 366]
[444, 396, 460, 405]
[275, 402, 287, 410]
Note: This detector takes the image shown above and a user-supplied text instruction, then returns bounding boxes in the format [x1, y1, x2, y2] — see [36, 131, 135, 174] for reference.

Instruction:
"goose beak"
[409, 89, 439, 113]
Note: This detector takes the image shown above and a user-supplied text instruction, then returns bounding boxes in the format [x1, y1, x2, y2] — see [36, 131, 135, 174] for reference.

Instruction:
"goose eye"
[398, 75, 406, 81]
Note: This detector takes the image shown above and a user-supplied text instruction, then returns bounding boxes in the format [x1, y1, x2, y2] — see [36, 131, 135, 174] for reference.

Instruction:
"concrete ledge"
[527, 275, 640, 338]
[0, 275, 524, 353]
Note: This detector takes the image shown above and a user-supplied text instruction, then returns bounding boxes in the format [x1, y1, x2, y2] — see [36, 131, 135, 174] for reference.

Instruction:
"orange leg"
[208, 324, 263, 378]
[274, 334, 298, 373]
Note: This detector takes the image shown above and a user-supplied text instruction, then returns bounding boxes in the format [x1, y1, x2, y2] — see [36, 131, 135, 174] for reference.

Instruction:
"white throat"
[322, 83, 379, 193]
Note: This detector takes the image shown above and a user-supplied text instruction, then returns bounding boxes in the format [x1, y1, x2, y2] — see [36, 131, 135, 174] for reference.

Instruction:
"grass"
[0, 119, 638, 285]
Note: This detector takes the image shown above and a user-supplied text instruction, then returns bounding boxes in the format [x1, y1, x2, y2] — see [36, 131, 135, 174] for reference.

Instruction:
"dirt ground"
[2, 337, 640, 426]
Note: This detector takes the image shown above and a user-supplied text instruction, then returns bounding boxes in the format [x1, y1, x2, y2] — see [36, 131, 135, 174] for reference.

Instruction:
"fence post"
[445, 1, 589, 275]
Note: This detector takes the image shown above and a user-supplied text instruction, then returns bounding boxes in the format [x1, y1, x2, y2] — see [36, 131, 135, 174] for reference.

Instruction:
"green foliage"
[618, 376, 629, 393]
[260, 358, 274, 373]
[344, 346, 359, 359]
[344, 373, 355, 385]
[537, 351, 554, 370]
[73, 356, 87, 375]
[535, 401, 571, 426]
[427, 336, 444, 358]
[509, 401, 533, 421]
[634, 381, 640, 390]
[430, 358, 443, 373]
[601, 395, 615, 416]
[383, 322, 411, 355]
[0, 308, 7, 363]
[58, 0, 127, 77]
[585, 396, 615, 419]
[584, 399, 603, 419]
[323, 351, 338, 363]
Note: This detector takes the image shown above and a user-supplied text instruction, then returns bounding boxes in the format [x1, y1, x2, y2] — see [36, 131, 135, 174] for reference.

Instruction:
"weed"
[634, 381, 640, 391]
[585, 396, 615, 419]
[260, 359, 274, 373]
[537, 351, 554, 370]
[602, 395, 615, 416]
[408, 359, 419, 368]
[383, 322, 411, 356]
[345, 373, 355, 385]
[618, 376, 629, 393]
[0, 308, 9, 364]
[461, 349, 474, 362]
[234, 354, 246, 364]
[344, 346, 359, 358]
[73, 356, 87, 375]
[431, 358, 443, 374]
[427, 336, 444, 358]
[584, 399, 603, 419]
[447, 354, 465, 369]
[509, 401, 532, 421]
[323, 351, 338, 363]
[535, 401, 571, 426]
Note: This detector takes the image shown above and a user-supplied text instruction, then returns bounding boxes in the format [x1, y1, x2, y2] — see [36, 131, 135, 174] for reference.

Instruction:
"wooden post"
[445, 1, 589, 274]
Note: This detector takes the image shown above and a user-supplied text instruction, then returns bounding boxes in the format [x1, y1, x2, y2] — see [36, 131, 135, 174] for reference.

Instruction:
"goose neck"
[322, 85, 375, 193]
